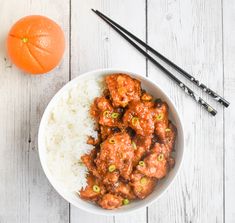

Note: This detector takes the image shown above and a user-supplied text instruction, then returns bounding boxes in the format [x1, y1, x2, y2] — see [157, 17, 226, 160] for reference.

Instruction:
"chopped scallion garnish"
[157, 153, 164, 161]
[111, 112, 119, 119]
[131, 117, 139, 126]
[140, 177, 148, 185]
[108, 164, 116, 172]
[155, 113, 163, 121]
[103, 110, 110, 118]
[109, 138, 115, 144]
[92, 185, 100, 193]
[123, 198, 130, 205]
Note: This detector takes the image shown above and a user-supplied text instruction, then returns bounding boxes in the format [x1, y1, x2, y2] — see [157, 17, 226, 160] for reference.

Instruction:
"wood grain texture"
[223, 0, 235, 222]
[147, 0, 224, 222]
[70, 1, 147, 222]
[0, 1, 69, 222]
[1, 0, 235, 222]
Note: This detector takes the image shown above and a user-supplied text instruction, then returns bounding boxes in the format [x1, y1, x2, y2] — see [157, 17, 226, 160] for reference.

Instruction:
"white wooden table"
[0, 0, 234, 222]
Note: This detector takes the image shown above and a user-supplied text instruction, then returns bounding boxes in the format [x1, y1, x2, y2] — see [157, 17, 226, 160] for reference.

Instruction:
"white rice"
[45, 76, 105, 192]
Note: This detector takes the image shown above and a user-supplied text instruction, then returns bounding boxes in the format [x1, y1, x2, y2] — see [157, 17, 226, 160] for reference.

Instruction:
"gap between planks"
[221, 0, 225, 222]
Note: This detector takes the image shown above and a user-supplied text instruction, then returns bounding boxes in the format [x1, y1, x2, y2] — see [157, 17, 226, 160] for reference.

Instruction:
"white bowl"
[38, 68, 184, 216]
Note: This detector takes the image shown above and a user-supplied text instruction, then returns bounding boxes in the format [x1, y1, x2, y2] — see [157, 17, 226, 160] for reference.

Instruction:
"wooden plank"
[223, 0, 235, 222]
[0, 0, 70, 222]
[147, 0, 224, 222]
[70, 0, 147, 222]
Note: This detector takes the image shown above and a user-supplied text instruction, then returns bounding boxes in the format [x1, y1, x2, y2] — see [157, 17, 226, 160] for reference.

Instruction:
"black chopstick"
[93, 10, 229, 108]
[92, 9, 217, 116]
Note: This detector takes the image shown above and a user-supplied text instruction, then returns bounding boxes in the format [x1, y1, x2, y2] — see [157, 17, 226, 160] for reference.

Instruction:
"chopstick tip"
[225, 101, 230, 108]
[91, 8, 96, 12]
[211, 110, 217, 116]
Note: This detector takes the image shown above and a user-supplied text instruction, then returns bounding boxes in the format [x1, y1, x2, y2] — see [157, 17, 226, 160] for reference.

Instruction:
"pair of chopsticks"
[92, 9, 230, 116]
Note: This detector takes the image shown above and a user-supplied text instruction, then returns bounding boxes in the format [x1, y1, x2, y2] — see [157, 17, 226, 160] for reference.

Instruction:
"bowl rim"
[38, 68, 185, 216]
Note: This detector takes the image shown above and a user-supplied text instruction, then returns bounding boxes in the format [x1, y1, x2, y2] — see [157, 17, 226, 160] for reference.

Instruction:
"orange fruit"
[7, 15, 65, 75]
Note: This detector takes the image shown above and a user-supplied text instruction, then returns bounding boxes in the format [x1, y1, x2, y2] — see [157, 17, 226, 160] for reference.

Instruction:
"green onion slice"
[131, 117, 139, 126]
[123, 198, 130, 205]
[92, 185, 100, 193]
[103, 110, 110, 118]
[111, 112, 119, 119]
[155, 113, 163, 121]
[140, 177, 148, 185]
[157, 153, 164, 161]
[109, 138, 115, 144]
[138, 161, 145, 167]
[108, 164, 116, 172]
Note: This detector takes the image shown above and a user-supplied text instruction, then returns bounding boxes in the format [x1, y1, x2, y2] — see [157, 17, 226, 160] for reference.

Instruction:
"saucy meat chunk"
[100, 126, 120, 141]
[80, 174, 106, 201]
[95, 132, 134, 180]
[132, 134, 152, 166]
[90, 96, 121, 127]
[164, 122, 177, 152]
[130, 171, 156, 199]
[81, 149, 99, 178]
[98, 193, 123, 210]
[123, 101, 154, 136]
[90, 96, 112, 118]
[141, 92, 153, 101]
[103, 171, 120, 185]
[79, 73, 177, 210]
[111, 182, 136, 200]
[105, 74, 141, 107]
[87, 136, 99, 145]
[151, 142, 171, 158]
[137, 143, 169, 179]
[151, 100, 169, 142]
